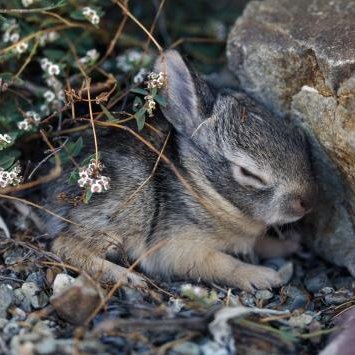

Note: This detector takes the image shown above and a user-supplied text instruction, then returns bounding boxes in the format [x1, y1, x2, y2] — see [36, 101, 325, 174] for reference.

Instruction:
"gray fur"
[42, 50, 316, 292]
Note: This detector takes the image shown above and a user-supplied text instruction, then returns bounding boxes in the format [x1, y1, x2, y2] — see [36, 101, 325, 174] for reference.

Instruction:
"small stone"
[172, 341, 200, 355]
[50, 275, 103, 325]
[283, 286, 308, 311]
[11, 307, 27, 321]
[3, 320, 20, 341]
[0, 284, 14, 318]
[278, 262, 293, 285]
[13, 288, 32, 312]
[52, 273, 75, 296]
[21, 282, 49, 309]
[0, 317, 8, 329]
[305, 271, 331, 293]
[288, 313, 313, 328]
[255, 289, 273, 301]
[324, 289, 353, 305]
[239, 291, 255, 307]
[26, 271, 46, 289]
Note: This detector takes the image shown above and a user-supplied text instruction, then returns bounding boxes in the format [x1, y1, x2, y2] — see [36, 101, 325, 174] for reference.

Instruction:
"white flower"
[82, 7, 100, 25]
[25, 111, 41, 122]
[116, 49, 145, 73]
[38, 31, 59, 46]
[77, 159, 110, 194]
[17, 119, 31, 131]
[40, 58, 51, 71]
[15, 41, 28, 54]
[21, 0, 34, 7]
[2, 32, 10, 43]
[0, 134, 12, 144]
[9, 32, 20, 43]
[40, 104, 50, 115]
[133, 68, 147, 84]
[144, 95, 156, 117]
[43, 90, 55, 102]
[90, 182, 103, 193]
[79, 49, 100, 66]
[146, 72, 166, 89]
[0, 164, 22, 188]
[48, 64, 60, 76]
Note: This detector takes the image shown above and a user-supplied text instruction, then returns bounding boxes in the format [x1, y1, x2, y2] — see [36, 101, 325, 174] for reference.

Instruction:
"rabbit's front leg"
[142, 238, 282, 293]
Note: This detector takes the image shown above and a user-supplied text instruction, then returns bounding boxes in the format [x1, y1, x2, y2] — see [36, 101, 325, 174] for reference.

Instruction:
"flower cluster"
[40, 58, 60, 76]
[22, 0, 36, 7]
[0, 164, 22, 188]
[2, 19, 20, 44]
[82, 7, 100, 25]
[38, 31, 59, 46]
[79, 49, 100, 66]
[116, 49, 152, 73]
[40, 58, 65, 105]
[146, 72, 166, 90]
[144, 95, 156, 117]
[0, 134, 12, 150]
[78, 159, 110, 194]
[17, 111, 41, 131]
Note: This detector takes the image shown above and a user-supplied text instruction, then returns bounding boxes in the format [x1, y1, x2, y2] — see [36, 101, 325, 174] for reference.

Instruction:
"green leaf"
[130, 88, 148, 95]
[83, 189, 93, 204]
[134, 108, 146, 131]
[42, 49, 67, 61]
[66, 137, 84, 157]
[154, 94, 168, 107]
[100, 104, 116, 122]
[0, 150, 21, 170]
[68, 169, 79, 185]
[0, 73, 13, 81]
[70, 10, 86, 20]
[132, 96, 143, 112]
[151, 87, 158, 97]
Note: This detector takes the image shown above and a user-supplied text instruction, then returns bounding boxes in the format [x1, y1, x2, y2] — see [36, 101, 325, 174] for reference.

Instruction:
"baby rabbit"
[43, 50, 316, 292]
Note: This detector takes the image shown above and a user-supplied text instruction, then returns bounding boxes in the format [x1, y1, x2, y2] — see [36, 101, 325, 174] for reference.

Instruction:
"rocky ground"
[0, 206, 354, 355]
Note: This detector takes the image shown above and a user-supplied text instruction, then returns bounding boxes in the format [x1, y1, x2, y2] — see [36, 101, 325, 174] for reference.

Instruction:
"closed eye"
[240, 166, 265, 185]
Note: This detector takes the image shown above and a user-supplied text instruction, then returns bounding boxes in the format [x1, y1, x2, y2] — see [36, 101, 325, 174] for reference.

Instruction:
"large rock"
[227, 0, 355, 274]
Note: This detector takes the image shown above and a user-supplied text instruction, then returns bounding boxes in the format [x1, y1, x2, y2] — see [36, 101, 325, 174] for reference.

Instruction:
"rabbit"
[42, 50, 316, 293]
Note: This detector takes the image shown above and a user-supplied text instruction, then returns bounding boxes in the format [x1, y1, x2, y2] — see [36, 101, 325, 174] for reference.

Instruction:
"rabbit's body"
[44, 51, 316, 292]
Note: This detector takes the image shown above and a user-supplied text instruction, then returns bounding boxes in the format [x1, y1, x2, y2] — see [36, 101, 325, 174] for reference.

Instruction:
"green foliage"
[0, 0, 243, 191]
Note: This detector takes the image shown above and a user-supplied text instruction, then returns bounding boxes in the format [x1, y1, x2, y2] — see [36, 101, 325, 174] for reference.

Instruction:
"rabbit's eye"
[240, 167, 265, 185]
[232, 164, 267, 188]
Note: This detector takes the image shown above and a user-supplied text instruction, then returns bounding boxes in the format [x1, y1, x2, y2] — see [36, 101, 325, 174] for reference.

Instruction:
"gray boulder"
[227, 0, 355, 274]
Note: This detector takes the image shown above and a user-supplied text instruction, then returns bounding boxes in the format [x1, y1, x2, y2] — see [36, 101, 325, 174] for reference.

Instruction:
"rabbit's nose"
[289, 196, 313, 216]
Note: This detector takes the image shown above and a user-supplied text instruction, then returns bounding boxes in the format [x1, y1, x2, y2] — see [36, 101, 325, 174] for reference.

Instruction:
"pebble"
[304, 271, 331, 293]
[278, 262, 293, 285]
[288, 313, 313, 328]
[239, 291, 255, 307]
[0, 283, 14, 318]
[172, 341, 201, 355]
[283, 286, 308, 311]
[26, 271, 47, 289]
[324, 289, 353, 305]
[13, 288, 32, 313]
[21, 282, 49, 309]
[52, 273, 75, 297]
[11, 307, 27, 321]
[255, 289, 273, 301]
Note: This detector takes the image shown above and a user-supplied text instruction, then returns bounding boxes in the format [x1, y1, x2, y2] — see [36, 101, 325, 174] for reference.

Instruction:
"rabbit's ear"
[154, 50, 214, 137]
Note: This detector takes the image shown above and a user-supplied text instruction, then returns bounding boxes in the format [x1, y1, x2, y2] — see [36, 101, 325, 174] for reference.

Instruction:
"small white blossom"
[9, 32, 20, 43]
[15, 41, 28, 54]
[21, 0, 34, 7]
[133, 68, 147, 84]
[144, 95, 156, 117]
[48, 64, 60, 76]
[82, 7, 100, 25]
[116, 49, 146, 72]
[146, 71, 166, 89]
[79, 49, 100, 65]
[0, 134, 12, 150]
[0, 164, 22, 188]
[17, 111, 41, 131]
[17, 119, 31, 131]
[38, 31, 59, 46]
[40, 104, 50, 115]
[77, 159, 110, 194]
[43, 90, 55, 102]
